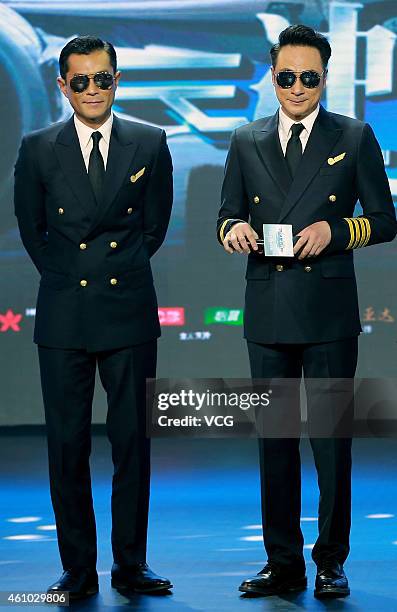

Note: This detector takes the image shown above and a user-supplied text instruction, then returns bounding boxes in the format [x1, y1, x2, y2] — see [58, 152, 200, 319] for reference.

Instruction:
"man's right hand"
[223, 222, 259, 254]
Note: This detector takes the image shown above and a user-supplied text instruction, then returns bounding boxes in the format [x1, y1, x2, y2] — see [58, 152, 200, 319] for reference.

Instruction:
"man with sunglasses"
[217, 25, 396, 598]
[14, 36, 173, 599]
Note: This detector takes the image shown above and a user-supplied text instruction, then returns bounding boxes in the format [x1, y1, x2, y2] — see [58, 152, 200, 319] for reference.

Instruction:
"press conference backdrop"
[1, 0, 396, 424]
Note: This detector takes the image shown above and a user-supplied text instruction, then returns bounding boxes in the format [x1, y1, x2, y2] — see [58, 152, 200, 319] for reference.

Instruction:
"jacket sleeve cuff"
[218, 219, 246, 243]
[328, 217, 372, 252]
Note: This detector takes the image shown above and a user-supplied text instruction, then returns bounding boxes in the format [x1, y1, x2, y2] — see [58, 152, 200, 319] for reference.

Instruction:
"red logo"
[0, 309, 23, 332]
[158, 307, 185, 326]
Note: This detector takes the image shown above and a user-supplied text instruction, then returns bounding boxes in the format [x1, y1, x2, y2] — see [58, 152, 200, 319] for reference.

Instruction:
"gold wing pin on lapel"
[130, 167, 146, 183]
[327, 152, 346, 166]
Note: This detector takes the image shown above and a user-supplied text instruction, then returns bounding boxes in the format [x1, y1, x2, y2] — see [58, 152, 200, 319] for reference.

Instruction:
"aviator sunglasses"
[69, 71, 115, 93]
[275, 69, 327, 89]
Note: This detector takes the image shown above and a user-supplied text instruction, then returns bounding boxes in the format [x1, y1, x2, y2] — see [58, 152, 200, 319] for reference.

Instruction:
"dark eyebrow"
[277, 68, 318, 72]
[72, 70, 110, 76]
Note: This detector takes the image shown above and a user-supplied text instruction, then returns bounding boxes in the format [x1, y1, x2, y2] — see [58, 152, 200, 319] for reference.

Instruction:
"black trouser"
[247, 337, 358, 570]
[38, 341, 156, 570]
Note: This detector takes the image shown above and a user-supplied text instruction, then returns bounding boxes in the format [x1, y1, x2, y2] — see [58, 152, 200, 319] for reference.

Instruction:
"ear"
[270, 66, 276, 87]
[57, 77, 68, 98]
[114, 71, 121, 89]
[322, 68, 328, 90]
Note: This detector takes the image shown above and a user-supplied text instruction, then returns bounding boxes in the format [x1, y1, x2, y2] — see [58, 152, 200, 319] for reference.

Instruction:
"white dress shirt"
[278, 105, 320, 155]
[74, 113, 113, 171]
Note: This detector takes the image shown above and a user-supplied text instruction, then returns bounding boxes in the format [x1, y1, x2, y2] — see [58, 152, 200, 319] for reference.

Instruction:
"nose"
[86, 77, 99, 95]
[290, 76, 305, 96]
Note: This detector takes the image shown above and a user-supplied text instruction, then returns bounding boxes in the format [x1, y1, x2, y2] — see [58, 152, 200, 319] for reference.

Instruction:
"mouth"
[83, 101, 104, 105]
[288, 99, 307, 105]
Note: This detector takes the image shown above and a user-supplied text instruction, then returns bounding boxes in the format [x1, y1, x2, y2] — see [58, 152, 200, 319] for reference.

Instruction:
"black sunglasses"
[69, 71, 115, 93]
[275, 70, 326, 89]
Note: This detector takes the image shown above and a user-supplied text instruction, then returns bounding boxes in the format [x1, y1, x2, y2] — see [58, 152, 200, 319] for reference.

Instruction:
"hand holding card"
[263, 224, 294, 257]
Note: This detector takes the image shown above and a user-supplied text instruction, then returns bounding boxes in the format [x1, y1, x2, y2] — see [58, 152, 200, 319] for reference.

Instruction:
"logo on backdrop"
[0, 310, 22, 332]
[205, 308, 244, 326]
[158, 307, 185, 326]
[179, 331, 211, 341]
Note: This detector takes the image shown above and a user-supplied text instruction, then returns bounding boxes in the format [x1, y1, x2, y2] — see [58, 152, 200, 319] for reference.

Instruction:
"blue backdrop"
[0, 0, 396, 423]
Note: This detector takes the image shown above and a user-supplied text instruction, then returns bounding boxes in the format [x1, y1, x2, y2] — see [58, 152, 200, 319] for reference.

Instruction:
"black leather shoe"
[47, 568, 98, 600]
[239, 562, 307, 596]
[314, 561, 350, 598]
[111, 562, 172, 593]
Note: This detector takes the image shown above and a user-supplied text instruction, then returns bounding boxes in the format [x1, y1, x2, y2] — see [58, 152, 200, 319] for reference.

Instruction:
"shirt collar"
[278, 104, 320, 138]
[74, 112, 113, 149]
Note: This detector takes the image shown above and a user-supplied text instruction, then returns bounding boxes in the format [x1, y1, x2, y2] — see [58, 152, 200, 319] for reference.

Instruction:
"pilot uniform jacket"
[14, 115, 173, 352]
[217, 105, 397, 344]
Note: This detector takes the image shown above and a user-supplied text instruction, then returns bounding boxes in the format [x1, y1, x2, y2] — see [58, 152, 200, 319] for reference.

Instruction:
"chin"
[82, 112, 107, 123]
[290, 107, 309, 119]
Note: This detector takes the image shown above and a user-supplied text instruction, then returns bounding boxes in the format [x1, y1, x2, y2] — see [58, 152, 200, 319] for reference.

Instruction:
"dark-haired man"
[15, 36, 173, 599]
[217, 25, 396, 598]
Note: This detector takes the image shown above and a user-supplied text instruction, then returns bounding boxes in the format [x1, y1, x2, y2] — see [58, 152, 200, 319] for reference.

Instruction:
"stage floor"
[1, 434, 397, 611]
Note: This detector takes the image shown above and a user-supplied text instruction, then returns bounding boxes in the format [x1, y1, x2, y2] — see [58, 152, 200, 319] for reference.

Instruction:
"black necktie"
[88, 131, 105, 204]
[285, 123, 304, 178]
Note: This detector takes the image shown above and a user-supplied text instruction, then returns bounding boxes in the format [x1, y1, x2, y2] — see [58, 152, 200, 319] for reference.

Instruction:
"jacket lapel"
[252, 112, 292, 198]
[277, 106, 343, 222]
[53, 117, 97, 217]
[88, 116, 139, 233]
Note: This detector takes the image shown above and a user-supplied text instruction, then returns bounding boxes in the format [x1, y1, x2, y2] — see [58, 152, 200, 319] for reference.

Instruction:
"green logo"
[204, 308, 244, 326]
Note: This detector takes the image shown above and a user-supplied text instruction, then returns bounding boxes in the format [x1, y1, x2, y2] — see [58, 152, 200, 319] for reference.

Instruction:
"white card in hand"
[263, 224, 294, 257]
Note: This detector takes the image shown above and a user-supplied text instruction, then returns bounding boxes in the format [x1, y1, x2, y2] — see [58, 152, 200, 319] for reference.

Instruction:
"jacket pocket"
[318, 167, 345, 176]
[245, 258, 270, 280]
[110, 265, 153, 290]
[320, 259, 355, 278]
[40, 269, 72, 290]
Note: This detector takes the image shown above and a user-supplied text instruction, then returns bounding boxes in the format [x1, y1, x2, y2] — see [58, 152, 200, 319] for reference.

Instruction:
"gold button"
[304, 266, 312, 272]
[110, 278, 118, 286]
[110, 241, 118, 249]
[58, 208, 64, 215]
[80, 279, 88, 287]
[127, 208, 133, 215]
[276, 264, 284, 272]
[253, 196, 260, 204]
[328, 157, 335, 165]
[79, 243, 87, 250]
[329, 194, 337, 203]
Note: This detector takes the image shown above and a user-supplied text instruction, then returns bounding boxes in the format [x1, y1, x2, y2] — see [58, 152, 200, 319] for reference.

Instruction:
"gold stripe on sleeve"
[356, 217, 367, 248]
[362, 217, 371, 246]
[219, 219, 230, 242]
[351, 217, 362, 248]
[344, 217, 356, 250]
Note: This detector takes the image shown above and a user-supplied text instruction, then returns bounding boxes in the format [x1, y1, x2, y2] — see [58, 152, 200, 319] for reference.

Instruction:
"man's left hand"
[293, 221, 331, 259]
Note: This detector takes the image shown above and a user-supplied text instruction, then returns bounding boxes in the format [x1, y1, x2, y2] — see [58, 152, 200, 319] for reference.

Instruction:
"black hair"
[59, 36, 117, 79]
[270, 25, 331, 69]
